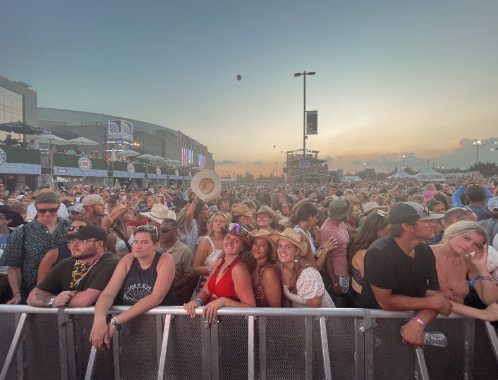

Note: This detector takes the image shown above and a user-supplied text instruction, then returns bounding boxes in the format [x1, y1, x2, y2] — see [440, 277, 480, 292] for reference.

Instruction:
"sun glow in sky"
[2, 0, 498, 176]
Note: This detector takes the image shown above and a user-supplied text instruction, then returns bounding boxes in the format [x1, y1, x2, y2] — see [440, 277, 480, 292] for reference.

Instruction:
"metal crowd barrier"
[1, 305, 498, 380]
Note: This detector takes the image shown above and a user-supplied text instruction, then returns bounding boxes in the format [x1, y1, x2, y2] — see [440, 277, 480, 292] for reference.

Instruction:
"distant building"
[38, 107, 214, 170]
[0, 76, 38, 141]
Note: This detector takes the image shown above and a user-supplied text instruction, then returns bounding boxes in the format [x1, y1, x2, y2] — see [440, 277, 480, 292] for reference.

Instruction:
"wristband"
[468, 275, 494, 287]
[48, 296, 56, 308]
[111, 317, 122, 331]
[207, 264, 212, 274]
[12, 292, 21, 298]
[194, 298, 203, 306]
[332, 283, 339, 287]
[411, 317, 427, 329]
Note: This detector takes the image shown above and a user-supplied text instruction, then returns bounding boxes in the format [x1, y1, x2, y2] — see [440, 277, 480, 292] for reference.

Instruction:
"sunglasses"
[376, 210, 387, 217]
[68, 225, 84, 232]
[136, 225, 159, 237]
[160, 228, 175, 234]
[37, 207, 59, 214]
[227, 223, 250, 237]
[455, 206, 473, 220]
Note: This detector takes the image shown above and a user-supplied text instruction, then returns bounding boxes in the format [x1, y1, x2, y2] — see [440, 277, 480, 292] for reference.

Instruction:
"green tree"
[467, 162, 498, 177]
[403, 166, 417, 175]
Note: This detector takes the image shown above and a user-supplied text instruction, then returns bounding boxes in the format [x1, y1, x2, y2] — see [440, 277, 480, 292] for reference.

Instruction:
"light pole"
[402, 155, 414, 169]
[473, 140, 497, 164]
[294, 71, 316, 183]
[418, 159, 431, 168]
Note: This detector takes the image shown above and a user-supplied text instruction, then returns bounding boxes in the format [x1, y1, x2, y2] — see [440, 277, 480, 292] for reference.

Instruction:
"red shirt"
[207, 259, 243, 303]
[128, 219, 147, 227]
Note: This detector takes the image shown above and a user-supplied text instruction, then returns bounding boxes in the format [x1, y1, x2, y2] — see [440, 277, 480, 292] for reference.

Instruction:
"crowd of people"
[1, 175, 498, 350]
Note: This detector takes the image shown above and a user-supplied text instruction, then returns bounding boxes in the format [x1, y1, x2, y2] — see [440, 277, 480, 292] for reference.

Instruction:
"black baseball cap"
[388, 202, 443, 224]
[66, 225, 107, 242]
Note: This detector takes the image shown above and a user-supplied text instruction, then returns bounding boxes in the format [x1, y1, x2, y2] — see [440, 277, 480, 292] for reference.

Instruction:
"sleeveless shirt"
[117, 252, 179, 306]
[198, 236, 223, 289]
[207, 258, 244, 303]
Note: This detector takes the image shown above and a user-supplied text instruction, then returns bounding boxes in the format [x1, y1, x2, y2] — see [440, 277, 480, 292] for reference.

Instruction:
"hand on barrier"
[203, 298, 225, 322]
[89, 320, 110, 350]
[400, 319, 425, 349]
[480, 303, 498, 321]
[184, 300, 201, 318]
[53, 291, 77, 307]
[6, 294, 21, 305]
[433, 293, 452, 317]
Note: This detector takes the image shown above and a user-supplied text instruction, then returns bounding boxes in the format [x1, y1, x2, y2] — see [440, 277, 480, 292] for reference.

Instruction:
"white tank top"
[293, 226, 317, 257]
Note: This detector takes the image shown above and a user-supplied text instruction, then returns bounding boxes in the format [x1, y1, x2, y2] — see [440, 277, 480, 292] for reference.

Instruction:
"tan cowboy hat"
[249, 229, 278, 260]
[361, 201, 387, 216]
[142, 203, 176, 224]
[270, 228, 307, 257]
[232, 203, 252, 218]
[190, 170, 222, 202]
[108, 204, 134, 223]
[290, 198, 310, 215]
[256, 205, 279, 225]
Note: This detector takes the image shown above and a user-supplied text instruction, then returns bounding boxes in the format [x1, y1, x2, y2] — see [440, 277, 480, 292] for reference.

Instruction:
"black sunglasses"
[68, 225, 83, 232]
[37, 207, 59, 214]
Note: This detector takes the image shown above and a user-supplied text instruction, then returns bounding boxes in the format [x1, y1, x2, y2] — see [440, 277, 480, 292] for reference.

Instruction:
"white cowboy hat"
[141, 203, 176, 224]
[190, 169, 222, 202]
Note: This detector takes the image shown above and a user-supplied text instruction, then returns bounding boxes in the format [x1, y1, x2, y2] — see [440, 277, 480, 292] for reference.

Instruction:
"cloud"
[325, 156, 333, 163]
[252, 161, 261, 165]
[218, 160, 239, 165]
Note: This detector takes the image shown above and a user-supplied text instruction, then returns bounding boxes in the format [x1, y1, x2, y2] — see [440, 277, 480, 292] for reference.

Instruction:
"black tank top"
[117, 252, 179, 306]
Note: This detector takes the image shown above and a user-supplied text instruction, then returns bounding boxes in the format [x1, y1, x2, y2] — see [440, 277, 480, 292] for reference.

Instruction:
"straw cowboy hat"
[190, 169, 222, 202]
[290, 198, 310, 215]
[232, 204, 252, 218]
[270, 228, 307, 257]
[107, 204, 134, 223]
[361, 202, 387, 216]
[256, 205, 279, 225]
[249, 229, 278, 260]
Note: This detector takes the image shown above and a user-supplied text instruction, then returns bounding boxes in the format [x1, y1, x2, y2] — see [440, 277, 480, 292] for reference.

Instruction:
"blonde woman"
[431, 221, 498, 321]
[192, 212, 227, 293]
[273, 229, 334, 308]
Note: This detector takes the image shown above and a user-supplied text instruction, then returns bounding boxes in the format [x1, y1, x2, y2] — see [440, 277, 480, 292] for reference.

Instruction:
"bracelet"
[111, 317, 122, 331]
[332, 283, 339, 287]
[12, 292, 21, 298]
[47, 296, 56, 308]
[207, 264, 211, 274]
[194, 298, 203, 306]
[468, 275, 494, 287]
[411, 317, 427, 329]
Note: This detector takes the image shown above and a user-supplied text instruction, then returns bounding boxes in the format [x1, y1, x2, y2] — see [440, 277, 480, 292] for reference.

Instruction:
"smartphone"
[472, 171, 480, 181]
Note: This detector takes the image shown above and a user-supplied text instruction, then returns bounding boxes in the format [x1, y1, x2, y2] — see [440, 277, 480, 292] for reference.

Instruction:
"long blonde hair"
[441, 221, 488, 246]
[206, 212, 228, 237]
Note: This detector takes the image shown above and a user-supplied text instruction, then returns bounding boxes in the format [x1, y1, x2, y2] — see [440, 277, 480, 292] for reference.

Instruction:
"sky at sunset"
[2, 0, 498, 176]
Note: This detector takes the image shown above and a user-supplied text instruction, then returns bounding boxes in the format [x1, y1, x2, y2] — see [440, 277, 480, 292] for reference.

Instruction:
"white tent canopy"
[415, 166, 444, 181]
[387, 169, 415, 179]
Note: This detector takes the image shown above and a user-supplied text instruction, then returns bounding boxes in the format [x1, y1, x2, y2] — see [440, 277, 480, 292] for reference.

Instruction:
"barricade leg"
[414, 348, 429, 380]
[258, 316, 267, 380]
[0, 313, 27, 380]
[354, 318, 365, 380]
[248, 315, 255, 380]
[210, 319, 220, 380]
[485, 321, 498, 361]
[363, 312, 374, 380]
[319, 316, 332, 380]
[112, 314, 121, 380]
[201, 319, 211, 380]
[157, 314, 172, 380]
[464, 318, 475, 380]
[305, 316, 313, 380]
[84, 347, 97, 380]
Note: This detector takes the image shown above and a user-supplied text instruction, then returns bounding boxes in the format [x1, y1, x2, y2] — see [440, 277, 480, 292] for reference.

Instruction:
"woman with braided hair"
[184, 223, 255, 321]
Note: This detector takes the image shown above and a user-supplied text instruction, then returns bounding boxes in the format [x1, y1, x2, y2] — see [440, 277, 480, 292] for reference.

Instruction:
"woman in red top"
[184, 223, 255, 321]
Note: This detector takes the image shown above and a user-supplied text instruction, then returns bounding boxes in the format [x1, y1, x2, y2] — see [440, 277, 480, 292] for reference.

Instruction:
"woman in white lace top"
[272, 228, 334, 308]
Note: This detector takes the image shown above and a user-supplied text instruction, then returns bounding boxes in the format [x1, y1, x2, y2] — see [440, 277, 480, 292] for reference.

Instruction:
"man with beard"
[82, 194, 106, 226]
[360, 202, 452, 349]
[27, 225, 119, 308]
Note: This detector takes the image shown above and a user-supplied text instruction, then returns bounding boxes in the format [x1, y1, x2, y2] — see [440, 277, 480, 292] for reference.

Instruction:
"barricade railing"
[1, 305, 497, 380]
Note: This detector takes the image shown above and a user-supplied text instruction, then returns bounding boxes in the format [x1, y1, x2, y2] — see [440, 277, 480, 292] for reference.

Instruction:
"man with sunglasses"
[27, 187, 70, 219]
[360, 202, 452, 349]
[27, 225, 120, 308]
[0, 192, 72, 304]
[157, 219, 195, 304]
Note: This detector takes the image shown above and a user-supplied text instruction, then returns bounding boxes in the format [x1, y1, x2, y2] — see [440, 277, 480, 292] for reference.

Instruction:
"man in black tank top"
[360, 202, 451, 349]
[27, 226, 119, 308]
